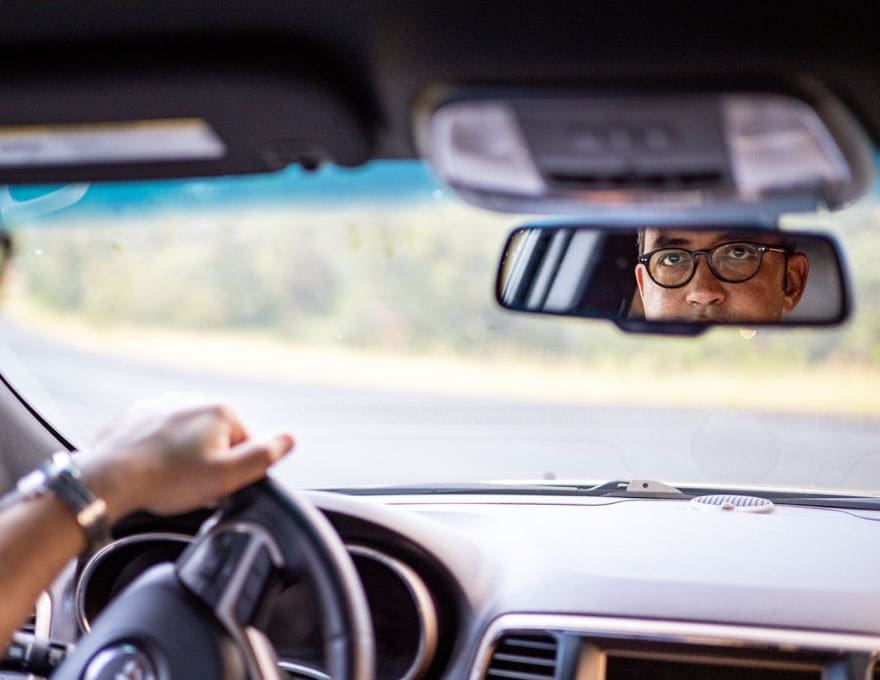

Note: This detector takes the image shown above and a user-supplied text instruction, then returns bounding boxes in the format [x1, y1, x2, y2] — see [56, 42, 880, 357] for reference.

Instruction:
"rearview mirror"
[496, 224, 850, 334]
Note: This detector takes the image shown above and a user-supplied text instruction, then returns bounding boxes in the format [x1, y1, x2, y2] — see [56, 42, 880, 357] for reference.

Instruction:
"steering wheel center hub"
[83, 643, 157, 680]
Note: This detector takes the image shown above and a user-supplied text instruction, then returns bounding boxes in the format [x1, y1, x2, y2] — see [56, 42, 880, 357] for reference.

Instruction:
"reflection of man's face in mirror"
[634, 229, 809, 322]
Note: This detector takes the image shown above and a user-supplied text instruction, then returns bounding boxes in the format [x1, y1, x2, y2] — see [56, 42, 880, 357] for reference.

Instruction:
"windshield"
[1, 161, 879, 493]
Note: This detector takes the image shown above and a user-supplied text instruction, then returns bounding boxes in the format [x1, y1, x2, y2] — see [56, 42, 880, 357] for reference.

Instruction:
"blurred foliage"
[6, 195, 880, 375]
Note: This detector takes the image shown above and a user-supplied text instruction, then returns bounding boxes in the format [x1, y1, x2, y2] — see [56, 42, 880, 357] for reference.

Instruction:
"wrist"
[17, 452, 113, 554]
[77, 453, 149, 524]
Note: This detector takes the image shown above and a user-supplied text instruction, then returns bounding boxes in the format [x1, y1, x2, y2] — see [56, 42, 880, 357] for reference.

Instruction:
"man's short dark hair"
[636, 227, 796, 255]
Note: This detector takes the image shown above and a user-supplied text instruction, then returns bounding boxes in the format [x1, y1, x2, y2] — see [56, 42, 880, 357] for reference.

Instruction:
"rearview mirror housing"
[496, 223, 851, 335]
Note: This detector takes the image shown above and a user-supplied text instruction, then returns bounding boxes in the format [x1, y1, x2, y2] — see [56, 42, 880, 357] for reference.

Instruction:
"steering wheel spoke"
[177, 520, 288, 678]
[179, 521, 286, 625]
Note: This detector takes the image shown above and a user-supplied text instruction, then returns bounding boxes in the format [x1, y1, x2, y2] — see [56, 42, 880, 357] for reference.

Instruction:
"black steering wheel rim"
[52, 478, 375, 680]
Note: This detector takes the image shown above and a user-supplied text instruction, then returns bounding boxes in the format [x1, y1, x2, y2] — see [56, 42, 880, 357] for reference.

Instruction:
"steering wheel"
[51, 478, 375, 680]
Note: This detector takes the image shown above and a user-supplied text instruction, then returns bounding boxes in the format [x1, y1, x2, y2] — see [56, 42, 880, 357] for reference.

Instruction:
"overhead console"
[417, 86, 875, 223]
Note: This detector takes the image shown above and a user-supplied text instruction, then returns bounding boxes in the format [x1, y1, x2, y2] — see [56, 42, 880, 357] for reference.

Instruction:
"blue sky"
[1, 161, 445, 226]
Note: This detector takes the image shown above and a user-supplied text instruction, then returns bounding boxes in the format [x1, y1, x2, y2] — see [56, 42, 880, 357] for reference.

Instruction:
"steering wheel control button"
[181, 528, 253, 606]
[83, 643, 157, 680]
[234, 545, 274, 625]
[206, 531, 249, 578]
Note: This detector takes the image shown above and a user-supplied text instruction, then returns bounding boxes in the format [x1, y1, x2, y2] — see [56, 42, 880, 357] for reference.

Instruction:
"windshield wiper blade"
[334, 480, 690, 497]
[594, 481, 880, 510]
[758, 494, 880, 510]
[329, 482, 587, 496]
[328, 481, 880, 510]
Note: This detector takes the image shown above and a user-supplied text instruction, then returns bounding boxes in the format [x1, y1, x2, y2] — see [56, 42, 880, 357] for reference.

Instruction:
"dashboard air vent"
[485, 633, 559, 680]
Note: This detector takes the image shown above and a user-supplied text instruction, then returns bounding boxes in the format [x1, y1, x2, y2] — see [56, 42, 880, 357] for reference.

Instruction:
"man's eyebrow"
[649, 230, 778, 249]
[649, 234, 691, 248]
[715, 231, 768, 243]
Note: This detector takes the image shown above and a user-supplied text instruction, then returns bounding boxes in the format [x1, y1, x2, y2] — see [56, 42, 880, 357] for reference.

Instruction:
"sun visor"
[0, 44, 375, 184]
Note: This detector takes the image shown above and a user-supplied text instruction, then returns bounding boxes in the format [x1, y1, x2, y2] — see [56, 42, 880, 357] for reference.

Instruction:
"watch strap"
[18, 452, 111, 554]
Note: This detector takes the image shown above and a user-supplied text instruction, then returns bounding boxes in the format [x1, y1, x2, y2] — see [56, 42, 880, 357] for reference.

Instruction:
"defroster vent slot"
[485, 633, 559, 680]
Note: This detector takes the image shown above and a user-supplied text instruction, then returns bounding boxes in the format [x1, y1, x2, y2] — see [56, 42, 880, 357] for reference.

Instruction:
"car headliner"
[0, 2, 878, 166]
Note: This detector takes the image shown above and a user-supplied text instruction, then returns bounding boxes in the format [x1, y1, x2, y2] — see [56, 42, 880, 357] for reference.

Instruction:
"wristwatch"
[15, 451, 111, 554]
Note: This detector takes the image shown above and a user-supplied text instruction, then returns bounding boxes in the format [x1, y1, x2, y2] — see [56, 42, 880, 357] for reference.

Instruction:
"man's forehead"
[644, 228, 779, 249]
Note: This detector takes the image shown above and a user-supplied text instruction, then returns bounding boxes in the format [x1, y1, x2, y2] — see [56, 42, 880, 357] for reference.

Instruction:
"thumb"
[212, 433, 295, 497]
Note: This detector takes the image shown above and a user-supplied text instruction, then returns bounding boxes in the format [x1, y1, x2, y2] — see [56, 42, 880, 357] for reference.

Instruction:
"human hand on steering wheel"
[79, 395, 295, 521]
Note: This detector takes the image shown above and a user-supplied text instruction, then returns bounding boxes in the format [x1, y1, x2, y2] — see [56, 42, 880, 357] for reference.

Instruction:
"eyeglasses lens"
[649, 243, 762, 286]
[711, 243, 762, 281]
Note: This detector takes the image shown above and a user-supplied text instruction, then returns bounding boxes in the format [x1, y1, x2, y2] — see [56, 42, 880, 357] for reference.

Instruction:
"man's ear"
[782, 253, 809, 312]
[635, 263, 647, 300]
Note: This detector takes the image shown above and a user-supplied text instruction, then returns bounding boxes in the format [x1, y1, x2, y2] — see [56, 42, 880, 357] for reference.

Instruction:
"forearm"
[0, 493, 86, 649]
[0, 401, 292, 653]
[0, 461, 136, 650]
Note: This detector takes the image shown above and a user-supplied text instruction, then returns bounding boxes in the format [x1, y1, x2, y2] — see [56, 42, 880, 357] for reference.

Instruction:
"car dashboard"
[18, 487, 880, 680]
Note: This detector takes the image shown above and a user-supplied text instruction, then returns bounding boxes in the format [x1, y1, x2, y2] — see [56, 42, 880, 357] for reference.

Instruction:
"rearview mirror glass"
[496, 224, 850, 334]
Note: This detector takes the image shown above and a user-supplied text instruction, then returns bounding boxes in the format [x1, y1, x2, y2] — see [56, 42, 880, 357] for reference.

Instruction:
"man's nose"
[685, 255, 726, 306]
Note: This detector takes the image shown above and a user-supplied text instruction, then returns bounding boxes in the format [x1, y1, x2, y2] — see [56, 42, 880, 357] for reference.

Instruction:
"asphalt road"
[1, 318, 878, 491]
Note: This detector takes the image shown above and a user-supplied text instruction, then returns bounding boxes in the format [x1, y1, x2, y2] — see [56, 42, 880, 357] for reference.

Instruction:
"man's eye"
[723, 244, 756, 260]
[658, 251, 688, 267]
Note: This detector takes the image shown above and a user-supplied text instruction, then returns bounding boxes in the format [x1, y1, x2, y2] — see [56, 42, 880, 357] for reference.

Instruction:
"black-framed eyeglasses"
[638, 241, 789, 288]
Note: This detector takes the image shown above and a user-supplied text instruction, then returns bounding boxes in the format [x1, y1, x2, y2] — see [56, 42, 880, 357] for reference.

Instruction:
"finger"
[212, 433, 295, 496]
[179, 403, 250, 447]
[212, 404, 250, 446]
